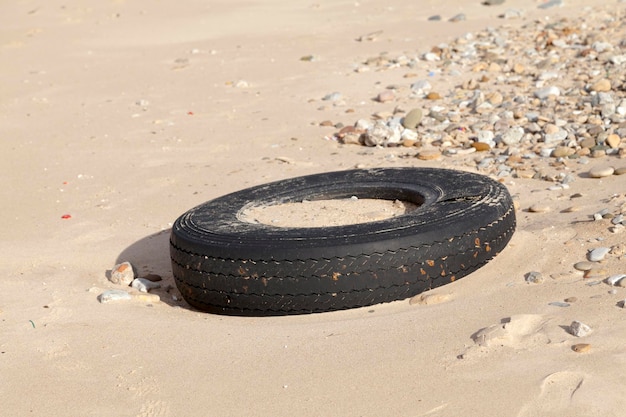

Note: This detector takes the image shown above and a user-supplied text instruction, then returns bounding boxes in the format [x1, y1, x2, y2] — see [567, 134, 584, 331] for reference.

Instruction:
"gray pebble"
[569, 320, 592, 337]
[534, 86, 560, 99]
[538, 0, 563, 9]
[525, 271, 544, 284]
[588, 247, 610, 262]
[548, 301, 570, 307]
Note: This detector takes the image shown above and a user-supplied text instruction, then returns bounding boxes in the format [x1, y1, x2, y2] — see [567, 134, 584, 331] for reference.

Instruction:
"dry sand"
[2, 1, 626, 416]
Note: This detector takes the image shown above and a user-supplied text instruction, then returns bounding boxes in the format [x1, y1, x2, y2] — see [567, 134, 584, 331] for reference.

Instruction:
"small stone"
[538, 0, 563, 9]
[611, 224, 625, 234]
[591, 79, 611, 92]
[569, 321, 592, 337]
[525, 271, 544, 284]
[564, 297, 578, 303]
[376, 90, 395, 103]
[131, 278, 161, 293]
[402, 108, 423, 129]
[552, 146, 574, 157]
[572, 343, 591, 353]
[615, 167, 626, 175]
[110, 262, 135, 286]
[500, 126, 524, 145]
[426, 92, 442, 100]
[606, 274, 626, 286]
[98, 289, 132, 303]
[131, 293, 160, 303]
[574, 261, 594, 271]
[534, 86, 560, 99]
[322, 92, 342, 101]
[529, 204, 550, 213]
[471, 142, 491, 152]
[606, 134, 621, 148]
[449, 13, 466, 22]
[482, 0, 505, 4]
[588, 166, 615, 178]
[548, 301, 569, 307]
[588, 247, 610, 262]
[417, 150, 442, 160]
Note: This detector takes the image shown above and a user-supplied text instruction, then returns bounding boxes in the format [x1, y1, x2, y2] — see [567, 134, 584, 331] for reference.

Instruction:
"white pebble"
[131, 278, 161, 293]
[98, 289, 132, 303]
[606, 274, 626, 286]
[569, 320, 592, 337]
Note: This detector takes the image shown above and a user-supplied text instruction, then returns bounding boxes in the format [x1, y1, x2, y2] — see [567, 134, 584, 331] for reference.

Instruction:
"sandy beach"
[2, 0, 626, 416]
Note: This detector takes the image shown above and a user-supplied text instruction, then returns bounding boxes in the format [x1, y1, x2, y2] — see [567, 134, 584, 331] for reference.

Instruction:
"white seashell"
[131, 278, 161, 293]
[605, 274, 626, 286]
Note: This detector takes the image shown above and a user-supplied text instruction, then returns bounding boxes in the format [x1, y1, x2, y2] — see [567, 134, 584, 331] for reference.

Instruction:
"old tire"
[170, 167, 515, 316]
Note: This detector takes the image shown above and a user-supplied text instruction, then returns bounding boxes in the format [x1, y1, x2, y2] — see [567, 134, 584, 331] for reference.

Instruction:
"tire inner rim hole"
[239, 197, 420, 228]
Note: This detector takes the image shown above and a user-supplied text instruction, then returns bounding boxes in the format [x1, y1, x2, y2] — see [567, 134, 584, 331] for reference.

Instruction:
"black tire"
[170, 167, 515, 316]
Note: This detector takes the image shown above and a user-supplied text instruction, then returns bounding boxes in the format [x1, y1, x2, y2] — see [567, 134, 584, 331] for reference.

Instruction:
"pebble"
[572, 343, 591, 353]
[417, 149, 442, 160]
[529, 204, 550, 213]
[591, 79, 612, 92]
[98, 289, 132, 303]
[606, 274, 626, 286]
[588, 247, 610, 262]
[534, 86, 560, 99]
[376, 90, 395, 103]
[109, 261, 135, 286]
[569, 321, 593, 337]
[321, 7, 626, 200]
[548, 301, 570, 307]
[538, 0, 563, 9]
[525, 271, 544, 284]
[574, 261, 594, 271]
[131, 293, 160, 303]
[131, 278, 161, 293]
[589, 165, 615, 178]
[402, 108, 423, 129]
[564, 297, 578, 303]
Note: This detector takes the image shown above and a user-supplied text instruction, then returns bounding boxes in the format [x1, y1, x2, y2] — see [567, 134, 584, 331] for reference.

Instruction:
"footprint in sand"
[471, 314, 553, 349]
[517, 371, 587, 417]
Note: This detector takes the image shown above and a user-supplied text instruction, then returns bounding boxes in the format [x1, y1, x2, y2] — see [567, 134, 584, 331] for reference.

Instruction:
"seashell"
[131, 278, 161, 293]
